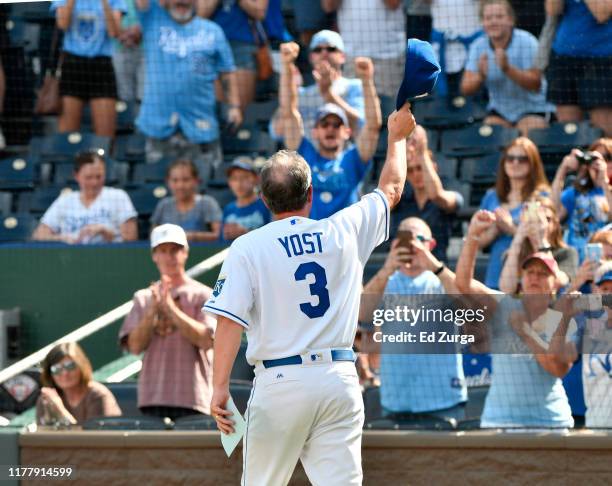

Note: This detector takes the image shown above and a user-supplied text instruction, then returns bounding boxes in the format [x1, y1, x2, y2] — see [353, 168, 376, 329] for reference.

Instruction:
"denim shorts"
[229, 40, 257, 71]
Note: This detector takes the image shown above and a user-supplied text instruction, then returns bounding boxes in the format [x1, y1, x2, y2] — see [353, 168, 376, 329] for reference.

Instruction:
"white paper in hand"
[220, 395, 247, 457]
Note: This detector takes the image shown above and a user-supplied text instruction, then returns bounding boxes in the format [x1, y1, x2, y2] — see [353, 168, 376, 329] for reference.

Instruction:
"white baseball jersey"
[204, 189, 389, 364]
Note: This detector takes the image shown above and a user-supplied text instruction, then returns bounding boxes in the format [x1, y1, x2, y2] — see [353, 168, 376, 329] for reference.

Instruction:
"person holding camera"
[552, 148, 612, 261]
[359, 217, 467, 424]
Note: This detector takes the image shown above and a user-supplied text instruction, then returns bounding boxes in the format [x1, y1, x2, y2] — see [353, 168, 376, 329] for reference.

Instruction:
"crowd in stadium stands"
[1, 0, 612, 431]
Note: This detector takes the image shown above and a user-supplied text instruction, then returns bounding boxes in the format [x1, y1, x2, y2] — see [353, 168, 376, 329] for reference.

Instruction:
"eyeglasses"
[318, 120, 342, 129]
[407, 165, 422, 174]
[50, 360, 77, 375]
[414, 234, 431, 242]
[312, 46, 339, 54]
[505, 155, 529, 164]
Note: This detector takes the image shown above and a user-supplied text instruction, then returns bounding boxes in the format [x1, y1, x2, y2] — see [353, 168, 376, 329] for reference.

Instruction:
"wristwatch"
[433, 264, 446, 276]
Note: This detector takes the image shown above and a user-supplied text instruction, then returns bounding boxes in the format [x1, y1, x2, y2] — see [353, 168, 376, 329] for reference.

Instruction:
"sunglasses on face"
[50, 360, 77, 375]
[312, 46, 339, 54]
[505, 154, 529, 164]
[318, 120, 342, 129]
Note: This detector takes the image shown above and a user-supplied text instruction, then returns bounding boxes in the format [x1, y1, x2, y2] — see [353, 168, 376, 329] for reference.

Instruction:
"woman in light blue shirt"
[52, 0, 126, 137]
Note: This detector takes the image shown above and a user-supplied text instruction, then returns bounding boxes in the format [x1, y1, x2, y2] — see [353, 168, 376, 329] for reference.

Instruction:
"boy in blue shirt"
[221, 157, 271, 241]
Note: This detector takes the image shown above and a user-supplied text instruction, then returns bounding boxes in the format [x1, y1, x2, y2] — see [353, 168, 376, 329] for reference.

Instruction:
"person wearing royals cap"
[270, 30, 366, 143]
[119, 223, 216, 420]
[278, 41, 381, 220]
[456, 210, 577, 428]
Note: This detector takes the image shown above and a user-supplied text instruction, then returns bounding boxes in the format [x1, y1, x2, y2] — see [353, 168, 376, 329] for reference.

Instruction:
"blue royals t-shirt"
[221, 197, 271, 241]
[52, 0, 127, 57]
[136, 0, 236, 143]
[298, 138, 371, 220]
[553, 0, 612, 57]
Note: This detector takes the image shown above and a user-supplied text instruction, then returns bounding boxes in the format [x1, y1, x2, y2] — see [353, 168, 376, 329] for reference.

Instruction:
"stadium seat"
[0, 192, 12, 216]
[242, 99, 279, 131]
[131, 159, 173, 184]
[113, 133, 146, 163]
[363, 385, 383, 425]
[127, 183, 169, 217]
[446, 180, 475, 218]
[82, 416, 172, 430]
[460, 153, 499, 206]
[0, 156, 35, 190]
[433, 153, 458, 181]
[441, 124, 519, 158]
[221, 125, 276, 156]
[82, 100, 138, 134]
[413, 96, 487, 130]
[204, 187, 235, 209]
[30, 133, 112, 164]
[527, 122, 603, 154]
[18, 186, 72, 215]
[173, 414, 218, 430]
[0, 214, 38, 242]
[105, 381, 141, 417]
[230, 342, 254, 382]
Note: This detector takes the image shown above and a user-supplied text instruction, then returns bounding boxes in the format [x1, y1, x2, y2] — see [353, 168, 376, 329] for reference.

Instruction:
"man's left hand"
[228, 106, 243, 127]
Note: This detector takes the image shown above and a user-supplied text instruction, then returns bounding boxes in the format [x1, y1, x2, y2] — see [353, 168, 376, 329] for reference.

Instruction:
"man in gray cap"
[271, 30, 366, 141]
[277, 41, 381, 220]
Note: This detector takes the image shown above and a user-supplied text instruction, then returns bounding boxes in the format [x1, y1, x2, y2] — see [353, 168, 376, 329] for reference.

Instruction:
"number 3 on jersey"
[294, 262, 330, 318]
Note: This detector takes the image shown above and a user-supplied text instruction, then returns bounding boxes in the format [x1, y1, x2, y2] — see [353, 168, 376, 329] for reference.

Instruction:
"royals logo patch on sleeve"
[213, 276, 226, 298]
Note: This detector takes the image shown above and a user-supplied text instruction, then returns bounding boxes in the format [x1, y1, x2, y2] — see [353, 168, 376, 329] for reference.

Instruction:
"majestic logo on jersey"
[212, 276, 226, 298]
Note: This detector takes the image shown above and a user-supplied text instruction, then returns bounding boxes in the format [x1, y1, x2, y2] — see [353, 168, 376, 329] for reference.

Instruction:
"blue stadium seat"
[0, 156, 36, 190]
[18, 186, 73, 215]
[131, 159, 173, 184]
[441, 124, 519, 158]
[113, 133, 146, 163]
[242, 100, 279, 131]
[127, 183, 169, 216]
[413, 96, 487, 130]
[105, 381, 140, 417]
[82, 100, 138, 134]
[204, 187, 235, 209]
[0, 214, 37, 242]
[221, 125, 276, 156]
[0, 192, 12, 216]
[30, 133, 112, 164]
[528, 122, 603, 154]
[82, 416, 171, 430]
[460, 154, 499, 209]
[433, 153, 458, 181]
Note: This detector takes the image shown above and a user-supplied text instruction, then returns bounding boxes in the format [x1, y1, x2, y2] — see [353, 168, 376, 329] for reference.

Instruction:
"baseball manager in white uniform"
[204, 100, 415, 484]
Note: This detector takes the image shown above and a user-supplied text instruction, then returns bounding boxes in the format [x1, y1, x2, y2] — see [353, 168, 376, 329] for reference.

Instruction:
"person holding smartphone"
[359, 217, 467, 425]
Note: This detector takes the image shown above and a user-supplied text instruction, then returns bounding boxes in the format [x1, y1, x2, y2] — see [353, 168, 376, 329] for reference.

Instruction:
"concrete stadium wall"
[19, 429, 612, 485]
[0, 243, 225, 369]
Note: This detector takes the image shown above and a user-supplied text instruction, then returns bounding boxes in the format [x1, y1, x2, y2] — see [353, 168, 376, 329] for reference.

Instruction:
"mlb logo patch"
[212, 276, 226, 298]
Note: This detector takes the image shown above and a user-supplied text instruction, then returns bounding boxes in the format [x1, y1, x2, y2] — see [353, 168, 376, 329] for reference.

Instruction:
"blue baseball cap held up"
[396, 39, 441, 110]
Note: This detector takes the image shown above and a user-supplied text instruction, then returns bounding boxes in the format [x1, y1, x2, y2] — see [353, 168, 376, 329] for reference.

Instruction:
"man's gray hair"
[260, 150, 312, 215]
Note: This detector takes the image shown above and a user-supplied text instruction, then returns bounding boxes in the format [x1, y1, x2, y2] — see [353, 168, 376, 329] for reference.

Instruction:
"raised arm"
[421, 153, 459, 211]
[584, 0, 611, 23]
[551, 150, 579, 221]
[354, 57, 382, 162]
[279, 42, 304, 151]
[545, 0, 563, 15]
[377, 104, 416, 209]
[455, 210, 500, 304]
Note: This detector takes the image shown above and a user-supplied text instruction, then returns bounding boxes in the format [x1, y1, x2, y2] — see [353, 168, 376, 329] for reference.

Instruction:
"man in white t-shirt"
[33, 150, 138, 244]
[206, 103, 415, 485]
[323, 0, 407, 97]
